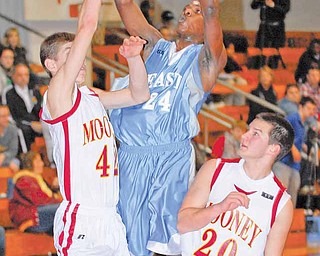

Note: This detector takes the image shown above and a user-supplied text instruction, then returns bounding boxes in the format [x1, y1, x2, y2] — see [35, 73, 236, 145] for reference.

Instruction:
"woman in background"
[9, 151, 61, 235]
[2, 27, 28, 65]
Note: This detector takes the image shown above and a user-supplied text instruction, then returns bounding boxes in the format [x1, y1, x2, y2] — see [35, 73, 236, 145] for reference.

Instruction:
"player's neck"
[243, 159, 273, 180]
[175, 35, 202, 51]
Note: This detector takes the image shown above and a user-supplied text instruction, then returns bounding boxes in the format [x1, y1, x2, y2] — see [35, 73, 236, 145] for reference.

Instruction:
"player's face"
[238, 119, 273, 160]
[55, 42, 86, 85]
[177, 1, 204, 40]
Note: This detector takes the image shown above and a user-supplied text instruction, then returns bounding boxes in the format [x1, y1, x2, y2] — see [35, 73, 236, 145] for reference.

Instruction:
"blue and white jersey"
[110, 39, 209, 146]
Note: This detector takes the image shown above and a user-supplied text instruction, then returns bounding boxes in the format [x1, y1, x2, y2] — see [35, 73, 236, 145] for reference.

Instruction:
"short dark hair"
[161, 10, 175, 23]
[0, 46, 14, 57]
[255, 112, 294, 161]
[300, 96, 316, 107]
[40, 32, 75, 77]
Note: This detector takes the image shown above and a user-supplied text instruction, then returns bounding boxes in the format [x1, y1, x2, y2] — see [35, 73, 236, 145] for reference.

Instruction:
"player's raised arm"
[114, 0, 162, 59]
[198, 0, 227, 92]
[44, 0, 101, 118]
[93, 36, 150, 109]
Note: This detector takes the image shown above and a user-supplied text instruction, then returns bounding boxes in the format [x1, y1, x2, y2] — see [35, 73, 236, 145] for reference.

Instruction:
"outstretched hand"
[119, 36, 147, 59]
[218, 191, 250, 213]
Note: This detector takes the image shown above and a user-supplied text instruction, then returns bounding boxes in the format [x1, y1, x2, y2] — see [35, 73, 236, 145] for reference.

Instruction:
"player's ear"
[44, 58, 56, 73]
[269, 144, 281, 156]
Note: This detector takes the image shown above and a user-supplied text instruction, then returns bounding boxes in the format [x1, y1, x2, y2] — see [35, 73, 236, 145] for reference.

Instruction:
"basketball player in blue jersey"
[178, 113, 294, 255]
[39, 0, 149, 255]
[110, 0, 227, 255]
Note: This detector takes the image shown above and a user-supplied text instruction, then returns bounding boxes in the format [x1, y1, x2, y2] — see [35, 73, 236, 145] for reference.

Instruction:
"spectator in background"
[224, 40, 243, 74]
[278, 83, 301, 115]
[159, 10, 177, 41]
[295, 39, 320, 83]
[0, 104, 20, 172]
[140, 0, 155, 25]
[273, 97, 317, 207]
[211, 119, 248, 159]
[9, 151, 61, 235]
[2, 27, 44, 88]
[4, 63, 43, 153]
[0, 47, 14, 98]
[300, 68, 320, 115]
[251, 0, 290, 48]
[2, 27, 28, 66]
[299, 68, 320, 137]
[247, 65, 278, 124]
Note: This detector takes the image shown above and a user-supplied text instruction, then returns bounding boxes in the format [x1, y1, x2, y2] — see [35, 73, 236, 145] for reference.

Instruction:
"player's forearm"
[201, 0, 223, 45]
[201, 0, 226, 69]
[127, 55, 150, 104]
[177, 204, 223, 234]
[78, 0, 101, 35]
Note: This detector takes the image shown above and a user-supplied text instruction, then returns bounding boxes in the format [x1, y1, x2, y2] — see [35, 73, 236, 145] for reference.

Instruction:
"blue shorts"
[118, 140, 195, 256]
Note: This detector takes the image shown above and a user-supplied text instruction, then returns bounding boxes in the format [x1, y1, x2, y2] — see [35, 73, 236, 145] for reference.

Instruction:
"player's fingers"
[229, 192, 250, 208]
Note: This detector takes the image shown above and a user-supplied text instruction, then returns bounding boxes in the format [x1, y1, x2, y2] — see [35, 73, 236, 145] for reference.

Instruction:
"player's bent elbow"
[177, 213, 189, 234]
[134, 90, 150, 104]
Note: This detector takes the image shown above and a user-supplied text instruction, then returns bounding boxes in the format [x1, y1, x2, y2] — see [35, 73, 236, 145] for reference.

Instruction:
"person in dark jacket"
[251, 0, 290, 48]
[295, 39, 320, 83]
[4, 63, 43, 152]
[247, 65, 278, 123]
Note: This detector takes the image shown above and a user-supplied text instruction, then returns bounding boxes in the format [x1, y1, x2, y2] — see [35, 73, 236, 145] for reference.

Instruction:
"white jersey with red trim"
[181, 158, 290, 256]
[41, 85, 119, 207]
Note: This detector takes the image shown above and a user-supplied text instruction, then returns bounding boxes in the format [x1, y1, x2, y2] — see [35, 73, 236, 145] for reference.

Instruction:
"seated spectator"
[273, 97, 317, 207]
[300, 68, 320, 114]
[295, 39, 320, 83]
[2, 27, 28, 66]
[0, 47, 14, 98]
[0, 104, 19, 172]
[159, 10, 177, 41]
[247, 65, 277, 124]
[224, 41, 243, 74]
[4, 63, 43, 152]
[211, 120, 248, 159]
[278, 83, 301, 115]
[9, 151, 61, 235]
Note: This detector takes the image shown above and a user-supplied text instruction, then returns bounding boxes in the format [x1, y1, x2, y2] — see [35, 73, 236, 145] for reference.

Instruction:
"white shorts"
[54, 201, 129, 256]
